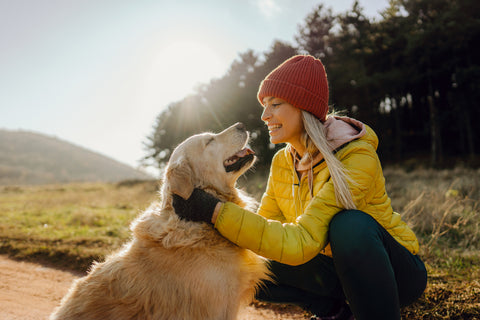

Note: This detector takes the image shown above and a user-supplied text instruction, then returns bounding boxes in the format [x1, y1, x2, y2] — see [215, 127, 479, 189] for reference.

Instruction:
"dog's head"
[165, 122, 255, 201]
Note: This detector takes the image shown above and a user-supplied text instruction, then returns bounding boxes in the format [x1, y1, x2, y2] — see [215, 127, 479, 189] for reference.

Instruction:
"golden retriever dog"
[50, 122, 270, 320]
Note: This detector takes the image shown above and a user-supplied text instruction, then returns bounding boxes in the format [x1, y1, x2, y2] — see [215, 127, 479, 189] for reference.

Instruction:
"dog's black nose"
[235, 122, 245, 130]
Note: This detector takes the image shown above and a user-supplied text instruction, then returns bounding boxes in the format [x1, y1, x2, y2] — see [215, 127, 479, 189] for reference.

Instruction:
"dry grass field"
[1, 167, 479, 319]
[0, 180, 159, 271]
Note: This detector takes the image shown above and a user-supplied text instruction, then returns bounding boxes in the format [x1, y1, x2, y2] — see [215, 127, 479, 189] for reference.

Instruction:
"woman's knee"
[329, 210, 382, 259]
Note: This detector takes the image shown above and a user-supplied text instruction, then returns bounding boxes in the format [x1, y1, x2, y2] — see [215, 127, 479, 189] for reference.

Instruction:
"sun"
[146, 40, 226, 104]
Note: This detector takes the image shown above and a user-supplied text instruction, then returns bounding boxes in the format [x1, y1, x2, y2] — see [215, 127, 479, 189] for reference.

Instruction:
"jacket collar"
[288, 116, 367, 172]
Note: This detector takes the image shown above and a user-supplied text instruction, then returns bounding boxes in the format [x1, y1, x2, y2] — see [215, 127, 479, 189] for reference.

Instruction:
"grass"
[0, 180, 159, 270]
[383, 166, 480, 319]
[1, 168, 479, 318]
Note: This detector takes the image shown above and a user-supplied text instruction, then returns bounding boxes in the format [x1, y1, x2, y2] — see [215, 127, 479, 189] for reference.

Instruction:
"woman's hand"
[172, 188, 221, 224]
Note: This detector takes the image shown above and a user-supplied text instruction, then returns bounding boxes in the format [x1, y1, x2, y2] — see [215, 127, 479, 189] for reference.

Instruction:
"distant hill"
[0, 129, 153, 185]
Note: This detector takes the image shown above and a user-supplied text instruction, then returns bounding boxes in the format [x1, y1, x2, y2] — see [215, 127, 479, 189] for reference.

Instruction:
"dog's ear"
[166, 158, 194, 199]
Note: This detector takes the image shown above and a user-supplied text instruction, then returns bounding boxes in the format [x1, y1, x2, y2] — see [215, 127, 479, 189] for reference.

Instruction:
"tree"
[143, 42, 298, 173]
[296, 4, 335, 59]
[143, 0, 480, 173]
[399, 0, 480, 165]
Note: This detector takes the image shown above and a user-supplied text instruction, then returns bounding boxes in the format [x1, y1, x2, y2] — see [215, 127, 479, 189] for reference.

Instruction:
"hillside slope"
[0, 129, 152, 185]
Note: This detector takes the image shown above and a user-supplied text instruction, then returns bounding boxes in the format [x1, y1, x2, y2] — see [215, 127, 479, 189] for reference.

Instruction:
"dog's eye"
[205, 137, 214, 146]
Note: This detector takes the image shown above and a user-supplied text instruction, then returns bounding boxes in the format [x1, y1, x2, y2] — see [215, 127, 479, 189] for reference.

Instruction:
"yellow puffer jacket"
[214, 119, 419, 266]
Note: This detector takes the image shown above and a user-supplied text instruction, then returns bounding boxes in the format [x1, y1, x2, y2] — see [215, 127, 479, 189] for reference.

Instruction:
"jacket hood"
[289, 116, 377, 172]
[324, 116, 367, 150]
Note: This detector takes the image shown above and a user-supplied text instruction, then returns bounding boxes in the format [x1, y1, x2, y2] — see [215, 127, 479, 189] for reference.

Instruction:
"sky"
[0, 0, 389, 176]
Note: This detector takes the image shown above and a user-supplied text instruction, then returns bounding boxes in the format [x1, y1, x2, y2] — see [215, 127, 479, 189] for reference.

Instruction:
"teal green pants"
[256, 210, 427, 320]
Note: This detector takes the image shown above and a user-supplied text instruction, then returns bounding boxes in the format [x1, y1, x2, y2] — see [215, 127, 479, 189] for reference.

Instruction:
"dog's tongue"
[235, 147, 254, 158]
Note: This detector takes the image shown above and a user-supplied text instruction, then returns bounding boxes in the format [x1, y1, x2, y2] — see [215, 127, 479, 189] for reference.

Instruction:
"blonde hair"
[299, 110, 356, 209]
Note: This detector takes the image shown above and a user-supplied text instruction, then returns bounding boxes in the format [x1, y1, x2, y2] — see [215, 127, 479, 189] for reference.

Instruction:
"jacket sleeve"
[214, 143, 379, 266]
[214, 202, 320, 265]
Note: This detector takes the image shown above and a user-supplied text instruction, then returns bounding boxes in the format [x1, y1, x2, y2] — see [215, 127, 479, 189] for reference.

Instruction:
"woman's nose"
[261, 107, 271, 121]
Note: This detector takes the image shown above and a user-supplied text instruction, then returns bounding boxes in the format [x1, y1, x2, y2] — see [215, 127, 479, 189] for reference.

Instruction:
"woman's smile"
[267, 123, 282, 135]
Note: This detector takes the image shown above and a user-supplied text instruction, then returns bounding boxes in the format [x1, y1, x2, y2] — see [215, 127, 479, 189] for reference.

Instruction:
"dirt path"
[0, 255, 80, 320]
[0, 255, 306, 320]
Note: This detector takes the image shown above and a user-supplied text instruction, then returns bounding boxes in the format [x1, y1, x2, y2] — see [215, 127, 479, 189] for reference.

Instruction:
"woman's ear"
[165, 157, 194, 199]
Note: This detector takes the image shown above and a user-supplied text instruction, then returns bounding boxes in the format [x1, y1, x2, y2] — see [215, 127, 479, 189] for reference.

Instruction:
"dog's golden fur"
[50, 123, 270, 320]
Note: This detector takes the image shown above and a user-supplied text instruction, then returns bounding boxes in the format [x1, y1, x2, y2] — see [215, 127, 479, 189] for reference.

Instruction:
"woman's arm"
[215, 145, 378, 266]
[211, 202, 222, 224]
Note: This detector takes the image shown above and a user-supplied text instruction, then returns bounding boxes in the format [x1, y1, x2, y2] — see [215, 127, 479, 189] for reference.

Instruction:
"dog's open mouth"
[224, 148, 255, 172]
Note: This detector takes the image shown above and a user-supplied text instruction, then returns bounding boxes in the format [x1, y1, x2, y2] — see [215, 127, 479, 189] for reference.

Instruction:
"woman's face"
[261, 97, 305, 153]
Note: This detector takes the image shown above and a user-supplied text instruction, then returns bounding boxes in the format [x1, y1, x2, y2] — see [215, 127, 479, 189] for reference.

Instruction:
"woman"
[173, 55, 427, 320]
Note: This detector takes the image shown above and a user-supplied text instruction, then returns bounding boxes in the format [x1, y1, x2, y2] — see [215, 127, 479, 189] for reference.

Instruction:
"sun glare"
[144, 40, 226, 107]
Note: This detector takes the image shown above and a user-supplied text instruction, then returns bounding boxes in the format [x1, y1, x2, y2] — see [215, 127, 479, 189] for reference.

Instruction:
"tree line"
[143, 0, 480, 174]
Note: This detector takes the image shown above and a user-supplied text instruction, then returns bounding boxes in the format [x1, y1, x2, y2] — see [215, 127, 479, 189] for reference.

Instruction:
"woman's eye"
[272, 103, 281, 108]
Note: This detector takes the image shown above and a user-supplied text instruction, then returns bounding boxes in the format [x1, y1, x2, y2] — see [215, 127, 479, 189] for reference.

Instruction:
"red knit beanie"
[257, 55, 329, 122]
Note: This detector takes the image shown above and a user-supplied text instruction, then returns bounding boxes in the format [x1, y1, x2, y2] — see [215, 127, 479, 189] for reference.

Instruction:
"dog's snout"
[235, 122, 245, 131]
